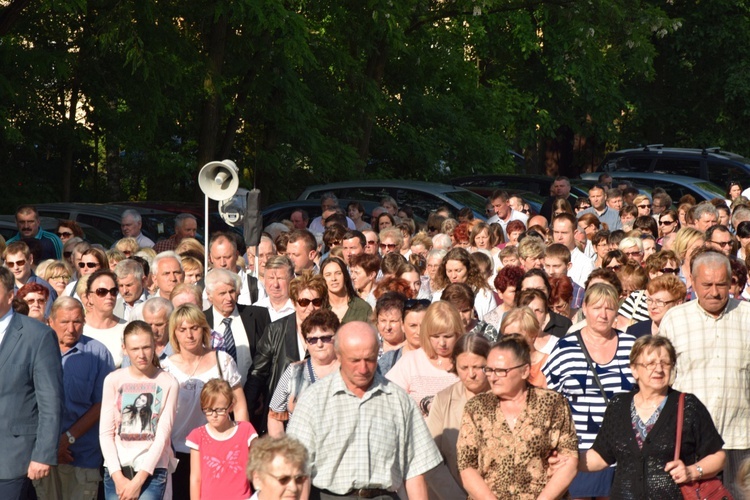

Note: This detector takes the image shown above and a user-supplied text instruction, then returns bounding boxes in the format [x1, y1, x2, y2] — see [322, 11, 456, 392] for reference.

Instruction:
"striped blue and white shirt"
[543, 331, 636, 450]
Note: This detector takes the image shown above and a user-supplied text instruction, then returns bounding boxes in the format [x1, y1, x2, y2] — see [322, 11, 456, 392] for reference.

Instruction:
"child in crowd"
[187, 379, 258, 500]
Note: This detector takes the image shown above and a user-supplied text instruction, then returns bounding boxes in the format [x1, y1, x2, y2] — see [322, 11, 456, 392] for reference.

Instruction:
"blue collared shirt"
[61, 335, 115, 468]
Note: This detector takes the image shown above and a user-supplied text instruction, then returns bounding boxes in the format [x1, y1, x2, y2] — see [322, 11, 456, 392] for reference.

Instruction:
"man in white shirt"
[486, 190, 529, 239]
[119, 209, 154, 248]
[552, 213, 593, 288]
[254, 256, 295, 322]
[208, 232, 265, 305]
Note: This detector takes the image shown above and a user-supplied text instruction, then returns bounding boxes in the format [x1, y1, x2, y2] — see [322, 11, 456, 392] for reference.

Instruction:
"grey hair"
[618, 237, 643, 253]
[175, 213, 197, 229]
[49, 296, 84, 319]
[152, 251, 182, 275]
[432, 233, 453, 251]
[427, 248, 448, 262]
[690, 250, 731, 279]
[114, 258, 145, 281]
[732, 206, 750, 229]
[142, 296, 174, 317]
[265, 255, 294, 278]
[205, 268, 242, 295]
[121, 209, 142, 223]
[693, 202, 718, 221]
[321, 192, 338, 205]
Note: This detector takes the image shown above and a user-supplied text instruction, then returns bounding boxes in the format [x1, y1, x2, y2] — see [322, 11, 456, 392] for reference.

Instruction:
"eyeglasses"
[49, 275, 71, 281]
[607, 265, 622, 272]
[202, 407, 228, 416]
[660, 267, 679, 275]
[624, 250, 642, 257]
[263, 471, 308, 486]
[638, 204, 652, 209]
[366, 240, 377, 246]
[379, 243, 397, 250]
[78, 262, 99, 269]
[635, 360, 674, 371]
[5, 259, 26, 268]
[404, 298, 431, 310]
[93, 287, 118, 297]
[709, 240, 733, 248]
[645, 297, 677, 308]
[25, 298, 47, 305]
[659, 220, 676, 226]
[306, 335, 335, 345]
[57, 231, 73, 238]
[482, 363, 528, 377]
[297, 297, 323, 307]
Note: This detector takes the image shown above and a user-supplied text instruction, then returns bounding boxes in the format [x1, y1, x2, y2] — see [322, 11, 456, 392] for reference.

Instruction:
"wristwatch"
[65, 431, 76, 445]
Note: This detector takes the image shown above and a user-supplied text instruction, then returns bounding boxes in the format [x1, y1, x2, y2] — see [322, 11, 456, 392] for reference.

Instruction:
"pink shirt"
[385, 348, 459, 417]
[186, 421, 258, 499]
[99, 369, 179, 474]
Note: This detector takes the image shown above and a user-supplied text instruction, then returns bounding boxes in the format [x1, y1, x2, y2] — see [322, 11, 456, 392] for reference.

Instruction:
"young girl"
[99, 321, 179, 500]
[187, 379, 258, 500]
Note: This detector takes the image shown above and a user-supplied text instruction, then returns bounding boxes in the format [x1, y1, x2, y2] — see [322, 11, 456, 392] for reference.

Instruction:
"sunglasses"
[659, 220, 676, 226]
[78, 262, 99, 269]
[366, 240, 378, 246]
[607, 265, 622, 272]
[306, 335, 335, 345]
[297, 297, 323, 307]
[5, 259, 26, 268]
[638, 204, 652, 209]
[93, 287, 118, 297]
[405, 298, 431, 310]
[57, 231, 73, 238]
[660, 267, 679, 275]
[709, 240, 733, 248]
[379, 243, 397, 250]
[264, 472, 308, 486]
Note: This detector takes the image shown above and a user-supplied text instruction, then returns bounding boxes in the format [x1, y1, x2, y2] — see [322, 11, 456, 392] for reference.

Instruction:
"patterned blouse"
[456, 386, 579, 499]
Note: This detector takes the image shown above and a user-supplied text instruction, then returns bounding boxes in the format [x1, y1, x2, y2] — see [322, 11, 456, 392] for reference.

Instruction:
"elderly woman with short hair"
[626, 275, 686, 338]
[247, 435, 309, 500]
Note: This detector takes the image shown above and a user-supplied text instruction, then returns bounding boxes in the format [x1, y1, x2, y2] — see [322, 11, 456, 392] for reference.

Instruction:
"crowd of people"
[1, 176, 750, 500]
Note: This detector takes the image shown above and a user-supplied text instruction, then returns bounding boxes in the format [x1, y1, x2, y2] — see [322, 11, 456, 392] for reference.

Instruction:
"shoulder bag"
[574, 330, 609, 405]
[674, 392, 733, 500]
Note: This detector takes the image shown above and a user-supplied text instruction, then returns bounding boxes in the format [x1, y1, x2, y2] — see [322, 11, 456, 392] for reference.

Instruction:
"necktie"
[221, 317, 237, 363]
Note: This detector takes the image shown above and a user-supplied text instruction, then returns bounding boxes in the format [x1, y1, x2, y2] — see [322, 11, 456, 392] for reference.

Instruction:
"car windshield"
[695, 181, 727, 198]
[444, 190, 490, 214]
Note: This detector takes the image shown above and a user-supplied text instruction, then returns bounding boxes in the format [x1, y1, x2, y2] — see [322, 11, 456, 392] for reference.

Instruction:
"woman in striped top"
[543, 283, 636, 499]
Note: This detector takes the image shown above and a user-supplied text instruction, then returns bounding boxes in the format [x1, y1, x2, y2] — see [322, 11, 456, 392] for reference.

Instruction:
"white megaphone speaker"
[198, 159, 240, 201]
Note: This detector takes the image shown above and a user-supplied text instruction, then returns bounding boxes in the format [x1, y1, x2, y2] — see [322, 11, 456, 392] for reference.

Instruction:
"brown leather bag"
[674, 392, 733, 500]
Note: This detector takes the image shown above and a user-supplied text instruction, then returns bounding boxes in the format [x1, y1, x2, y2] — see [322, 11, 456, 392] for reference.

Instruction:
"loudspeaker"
[198, 160, 239, 201]
[219, 188, 249, 227]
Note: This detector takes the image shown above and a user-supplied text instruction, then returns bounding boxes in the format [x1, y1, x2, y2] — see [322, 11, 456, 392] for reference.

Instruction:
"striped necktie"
[220, 317, 237, 363]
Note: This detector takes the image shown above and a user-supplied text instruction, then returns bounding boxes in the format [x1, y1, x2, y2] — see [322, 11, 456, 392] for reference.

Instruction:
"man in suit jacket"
[0, 267, 63, 498]
[203, 268, 271, 385]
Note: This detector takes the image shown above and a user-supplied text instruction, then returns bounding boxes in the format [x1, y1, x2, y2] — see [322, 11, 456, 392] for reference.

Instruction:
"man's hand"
[27, 461, 51, 480]
[57, 435, 74, 464]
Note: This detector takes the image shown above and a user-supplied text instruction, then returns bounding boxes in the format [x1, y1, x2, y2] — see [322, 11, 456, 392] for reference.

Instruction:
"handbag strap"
[574, 330, 609, 405]
[674, 392, 685, 461]
[215, 349, 223, 380]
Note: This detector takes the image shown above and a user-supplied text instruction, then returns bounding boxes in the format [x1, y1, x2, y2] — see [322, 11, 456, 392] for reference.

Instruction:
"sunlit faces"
[5, 251, 32, 282]
[49, 306, 85, 348]
[525, 296, 547, 328]
[693, 263, 729, 317]
[155, 258, 184, 297]
[485, 348, 530, 397]
[88, 276, 118, 312]
[120, 216, 142, 238]
[410, 243, 428, 258]
[402, 310, 425, 350]
[23, 292, 47, 320]
[400, 271, 421, 298]
[252, 454, 307, 500]
[290, 211, 307, 230]
[184, 268, 202, 285]
[581, 297, 617, 335]
[377, 308, 404, 346]
[341, 237, 364, 265]
[142, 309, 169, 345]
[16, 211, 40, 238]
[264, 268, 291, 302]
[491, 197, 510, 220]
[543, 256, 569, 278]
[426, 256, 442, 282]
[501, 255, 521, 268]
[455, 352, 489, 395]
[174, 320, 204, 352]
[645, 290, 681, 325]
[445, 260, 468, 284]
[350, 266, 375, 292]
[501, 318, 537, 345]
[520, 275, 547, 297]
[632, 346, 674, 393]
[474, 229, 490, 250]
[286, 240, 316, 274]
[124, 330, 156, 371]
[208, 282, 238, 316]
[552, 219, 575, 249]
[305, 327, 337, 361]
[642, 239, 657, 260]
[209, 241, 238, 271]
[118, 273, 144, 305]
[695, 213, 718, 232]
[294, 288, 322, 323]
[79, 254, 102, 276]
[429, 330, 458, 358]
[322, 264, 345, 295]
[507, 230, 523, 246]
[588, 188, 606, 210]
[730, 184, 743, 200]
[456, 304, 475, 330]
[500, 285, 516, 307]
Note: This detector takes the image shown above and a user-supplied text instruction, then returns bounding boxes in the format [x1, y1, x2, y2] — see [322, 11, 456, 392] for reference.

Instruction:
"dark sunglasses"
[57, 231, 73, 238]
[659, 220, 676, 226]
[405, 299, 431, 310]
[366, 240, 377, 245]
[78, 262, 99, 269]
[93, 287, 118, 297]
[607, 265, 622, 272]
[264, 472, 308, 486]
[306, 335, 335, 345]
[660, 267, 679, 275]
[379, 243, 397, 250]
[297, 297, 323, 307]
[5, 259, 26, 268]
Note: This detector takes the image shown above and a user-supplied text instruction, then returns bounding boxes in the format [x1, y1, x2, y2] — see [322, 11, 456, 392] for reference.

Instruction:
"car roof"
[579, 172, 725, 201]
[299, 179, 470, 196]
[604, 146, 750, 163]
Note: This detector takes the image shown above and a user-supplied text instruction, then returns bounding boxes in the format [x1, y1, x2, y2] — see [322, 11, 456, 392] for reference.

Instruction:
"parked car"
[0, 215, 117, 248]
[116, 201, 242, 242]
[297, 180, 489, 221]
[579, 172, 726, 204]
[262, 199, 388, 227]
[451, 174, 591, 200]
[597, 145, 750, 191]
[35, 203, 176, 243]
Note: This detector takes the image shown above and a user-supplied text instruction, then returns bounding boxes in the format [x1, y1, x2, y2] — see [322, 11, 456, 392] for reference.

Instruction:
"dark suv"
[598, 145, 750, 190]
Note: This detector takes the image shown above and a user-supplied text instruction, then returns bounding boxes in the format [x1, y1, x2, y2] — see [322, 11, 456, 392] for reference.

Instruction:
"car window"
[76, 214, 123, 241]
[652, 158, 701, 178]
[707, 162, 750, 189]
[393, 189, 445, 220]
[694, 181, 728, 199]
[623, 157, 653, 172]
[443, 190, 489, 215]
[37, 211, 70, 220]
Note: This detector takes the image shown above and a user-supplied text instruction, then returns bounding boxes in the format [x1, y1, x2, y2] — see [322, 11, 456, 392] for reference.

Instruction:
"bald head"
[528, 215, 547, 230]
[336, 321, 379, 396]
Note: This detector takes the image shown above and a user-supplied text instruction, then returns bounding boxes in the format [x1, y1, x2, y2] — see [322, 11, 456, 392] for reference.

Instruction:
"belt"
[321, 488, 396, 498]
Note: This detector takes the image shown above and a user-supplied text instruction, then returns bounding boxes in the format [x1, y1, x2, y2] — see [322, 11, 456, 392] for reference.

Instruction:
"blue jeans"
[103, 468, 167, 500]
